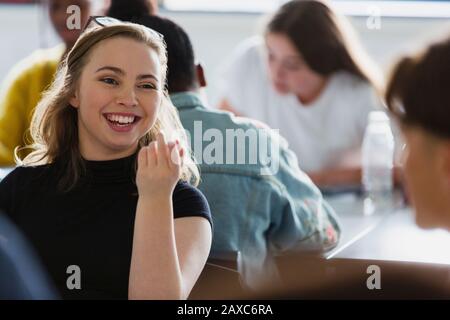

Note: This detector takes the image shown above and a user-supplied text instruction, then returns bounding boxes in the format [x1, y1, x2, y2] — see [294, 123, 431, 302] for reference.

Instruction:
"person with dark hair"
[118, 14, 341, 289]
[107, 0, 157, 21]
[385, 35, 450, 230]
[217, 0, 384, 187]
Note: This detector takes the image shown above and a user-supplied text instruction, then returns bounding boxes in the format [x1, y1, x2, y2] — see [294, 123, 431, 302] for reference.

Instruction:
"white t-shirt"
[217, 37, 382, 172]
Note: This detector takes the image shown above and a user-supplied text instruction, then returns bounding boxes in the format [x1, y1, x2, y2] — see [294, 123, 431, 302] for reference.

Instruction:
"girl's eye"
[287, 65, 300, 71]
[139, 83, 157, 90]
[101, 78, 118, 85]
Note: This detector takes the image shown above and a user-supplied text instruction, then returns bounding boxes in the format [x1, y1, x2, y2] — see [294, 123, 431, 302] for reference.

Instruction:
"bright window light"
[162, 0, 450, 18]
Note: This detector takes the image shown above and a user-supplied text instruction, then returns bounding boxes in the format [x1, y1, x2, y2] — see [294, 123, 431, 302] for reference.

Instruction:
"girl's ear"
[69, 91, 80, 109]
[195, 64, 207, 88]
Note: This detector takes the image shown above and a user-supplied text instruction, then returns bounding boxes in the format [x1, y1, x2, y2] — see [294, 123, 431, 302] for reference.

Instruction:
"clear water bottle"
[362, 111, 395, 215]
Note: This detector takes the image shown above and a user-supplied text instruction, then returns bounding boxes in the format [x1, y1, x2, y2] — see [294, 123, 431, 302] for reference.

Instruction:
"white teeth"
[106, 114, 135, 124]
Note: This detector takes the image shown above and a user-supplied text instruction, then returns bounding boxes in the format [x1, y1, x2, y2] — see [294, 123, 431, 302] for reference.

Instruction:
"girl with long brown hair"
[218, 0, 383, 187]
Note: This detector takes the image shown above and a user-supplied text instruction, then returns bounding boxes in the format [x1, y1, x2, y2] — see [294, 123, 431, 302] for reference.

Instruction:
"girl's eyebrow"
[96, 66, 124, 75]
[95, 66, 159, 82]
[284, 57, 302, 64]
[137, 74, 159, 82]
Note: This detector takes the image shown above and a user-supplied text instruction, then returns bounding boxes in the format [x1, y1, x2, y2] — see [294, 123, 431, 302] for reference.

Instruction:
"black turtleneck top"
[0, 154, 212, 299]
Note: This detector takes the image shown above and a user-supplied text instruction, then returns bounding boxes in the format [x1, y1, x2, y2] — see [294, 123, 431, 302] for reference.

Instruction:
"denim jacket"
[171, 92, 341, 288]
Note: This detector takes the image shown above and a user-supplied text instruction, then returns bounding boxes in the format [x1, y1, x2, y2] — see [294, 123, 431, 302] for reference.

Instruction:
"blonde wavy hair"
[17, 22, 199, 190]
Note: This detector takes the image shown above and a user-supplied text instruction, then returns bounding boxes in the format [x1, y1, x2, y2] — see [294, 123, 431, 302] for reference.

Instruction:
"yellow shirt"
[0, 44, 65, 167]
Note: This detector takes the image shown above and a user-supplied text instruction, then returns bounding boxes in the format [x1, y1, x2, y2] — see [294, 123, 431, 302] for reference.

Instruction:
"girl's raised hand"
[136, 132, 184, 198]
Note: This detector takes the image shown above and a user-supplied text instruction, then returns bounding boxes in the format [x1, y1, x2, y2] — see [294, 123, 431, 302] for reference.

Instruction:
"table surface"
[325, 193, 450, 265]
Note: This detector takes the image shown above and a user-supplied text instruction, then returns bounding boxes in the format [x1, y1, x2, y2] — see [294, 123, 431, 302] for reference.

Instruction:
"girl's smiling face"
[70, 36, 163, 160]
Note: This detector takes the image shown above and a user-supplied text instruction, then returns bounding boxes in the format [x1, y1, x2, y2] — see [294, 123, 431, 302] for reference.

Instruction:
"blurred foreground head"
[385, 35, 450, 230]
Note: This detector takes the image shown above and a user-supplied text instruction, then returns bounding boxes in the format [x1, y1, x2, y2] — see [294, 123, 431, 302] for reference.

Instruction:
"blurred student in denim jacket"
[115, 12, 341, 288]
